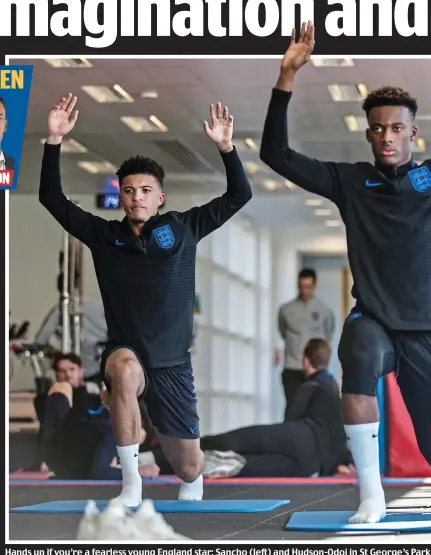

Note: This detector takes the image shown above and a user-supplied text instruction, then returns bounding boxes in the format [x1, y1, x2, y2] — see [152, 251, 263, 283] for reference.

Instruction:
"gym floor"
[8, 483, 431, 541]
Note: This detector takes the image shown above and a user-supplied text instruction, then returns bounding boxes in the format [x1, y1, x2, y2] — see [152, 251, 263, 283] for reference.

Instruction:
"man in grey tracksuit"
[278, 268, 335, 418]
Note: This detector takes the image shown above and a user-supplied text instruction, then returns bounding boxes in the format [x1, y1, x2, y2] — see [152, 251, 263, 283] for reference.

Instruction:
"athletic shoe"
[77, 499, 190, 541]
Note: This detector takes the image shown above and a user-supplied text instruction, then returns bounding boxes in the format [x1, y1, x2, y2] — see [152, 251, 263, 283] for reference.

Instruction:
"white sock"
[344, 422, 386, 524]
[178, 474, 203, 501]
[115, 444, 142, 507]
[138, 451, 156, 467]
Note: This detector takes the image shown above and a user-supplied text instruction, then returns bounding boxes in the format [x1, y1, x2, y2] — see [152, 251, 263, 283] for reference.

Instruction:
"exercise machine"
[59, 222, 84, 355]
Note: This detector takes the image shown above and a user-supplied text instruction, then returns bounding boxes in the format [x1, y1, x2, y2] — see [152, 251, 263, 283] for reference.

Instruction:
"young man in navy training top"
[39, 93, 252, 507]
[260, 21, 431, 525]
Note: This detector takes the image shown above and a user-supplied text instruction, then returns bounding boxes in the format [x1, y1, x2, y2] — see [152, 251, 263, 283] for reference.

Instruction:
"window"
[193, 214, 272, 434]
[211, 272, 229, 330]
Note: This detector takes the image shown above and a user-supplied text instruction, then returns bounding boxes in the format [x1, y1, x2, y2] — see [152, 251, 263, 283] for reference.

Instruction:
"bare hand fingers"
[209, 103, 216, 124]
[60, 93, 72, 111]
[216, 102, 223, 119]
[300, 21, 306, 41]
[223, 105, 229, 121]
[306, 21, 315, 44]
[66, 95, 78, 115]
[70, 109, 79, 123]
[290, 27, 296, 44]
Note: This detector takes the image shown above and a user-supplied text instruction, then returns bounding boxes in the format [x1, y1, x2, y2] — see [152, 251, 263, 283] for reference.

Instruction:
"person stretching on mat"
[39, 93, 252, 507]
[259, 20, 431, 524]
[41, 373, 159, 480]
[140, 339, 352, 479]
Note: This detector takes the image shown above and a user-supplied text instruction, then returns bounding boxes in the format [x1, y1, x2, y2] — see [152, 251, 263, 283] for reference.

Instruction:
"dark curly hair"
[116, 155, 165, 188]
[362, 86, 418, 119]
[52, 352, 83, 372]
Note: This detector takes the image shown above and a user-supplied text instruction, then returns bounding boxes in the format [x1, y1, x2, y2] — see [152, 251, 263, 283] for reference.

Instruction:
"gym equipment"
[59, 222, 84, 355]
[9, 320, 30, 340]
[10, 499, 291, 514]
[9, 342, 57, 400]
[285, 510, 431, 532]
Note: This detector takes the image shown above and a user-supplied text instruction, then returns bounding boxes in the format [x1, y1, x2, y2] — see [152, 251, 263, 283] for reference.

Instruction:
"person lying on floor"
[139, 338, 354, 479]
[40, 372, 159, 480]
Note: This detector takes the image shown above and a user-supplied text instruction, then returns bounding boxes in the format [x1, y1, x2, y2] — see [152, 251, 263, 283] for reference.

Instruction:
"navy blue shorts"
[100, 344, 200, 440]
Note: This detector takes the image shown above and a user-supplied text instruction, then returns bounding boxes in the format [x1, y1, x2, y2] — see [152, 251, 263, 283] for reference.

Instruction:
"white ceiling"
[8, 57, 431, 231]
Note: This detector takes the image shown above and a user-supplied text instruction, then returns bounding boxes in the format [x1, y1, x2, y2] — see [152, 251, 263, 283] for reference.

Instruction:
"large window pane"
[211, 222, 230, 268]
[211, 272, 228, 329]
[210, 334, 229, 392]
[258, 230, 271, 289]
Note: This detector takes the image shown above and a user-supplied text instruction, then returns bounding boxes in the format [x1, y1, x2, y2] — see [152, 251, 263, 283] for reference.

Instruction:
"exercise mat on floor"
[285, 510, 431, 532]
[382, 477, 431, 485]
[10, 498, 291, 514]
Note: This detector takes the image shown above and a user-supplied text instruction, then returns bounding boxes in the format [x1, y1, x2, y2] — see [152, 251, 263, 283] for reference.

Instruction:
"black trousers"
[281, 368, 306, 419]
[153, 422, 321, 478]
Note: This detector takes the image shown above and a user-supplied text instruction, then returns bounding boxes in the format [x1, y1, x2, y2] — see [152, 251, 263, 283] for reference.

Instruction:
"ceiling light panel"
[45, 58, 93, 68]
[328, 84, 368, 102]
[81, 85, 134, 103]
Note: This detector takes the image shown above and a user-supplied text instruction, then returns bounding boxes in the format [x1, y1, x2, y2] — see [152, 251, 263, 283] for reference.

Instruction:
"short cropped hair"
[0, 97, 6, 110]
[52, 352, 83, 372]
[362, 86, 418, 119]
[116, 155, 165, 188]
[304, 338, 331, 370]
[298, 267, 317, 282]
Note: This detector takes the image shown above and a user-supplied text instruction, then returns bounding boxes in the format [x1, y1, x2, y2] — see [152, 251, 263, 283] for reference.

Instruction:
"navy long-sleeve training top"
[261, 88, 431, 331]
[39, 143, 252, 370]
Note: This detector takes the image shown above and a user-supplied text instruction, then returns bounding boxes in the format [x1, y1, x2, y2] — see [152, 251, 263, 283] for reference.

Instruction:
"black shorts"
[100, 344, 200, 440]
[338, 310, 431, 463]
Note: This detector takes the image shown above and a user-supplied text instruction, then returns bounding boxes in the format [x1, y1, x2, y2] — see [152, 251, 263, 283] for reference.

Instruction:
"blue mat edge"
[10, 498, 291, 514]
[285, 510, 431, 532]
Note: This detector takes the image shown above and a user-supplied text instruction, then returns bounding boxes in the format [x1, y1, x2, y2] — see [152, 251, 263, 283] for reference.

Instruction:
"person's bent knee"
[176, 461, 202, 482]
[48, 381, 73, 405]
[338, 315, 395, 397]
[106, 355, 144, 394]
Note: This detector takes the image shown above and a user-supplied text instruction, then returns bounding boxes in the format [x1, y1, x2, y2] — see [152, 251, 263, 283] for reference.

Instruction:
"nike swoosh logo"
[115, 239, 125, 246]
[372, 433, 378, 438]
[365, 180, 383, 187]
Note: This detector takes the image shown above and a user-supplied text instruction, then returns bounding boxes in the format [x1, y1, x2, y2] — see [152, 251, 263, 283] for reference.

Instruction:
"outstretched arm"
[39, 94, 105, 248]
[260, 22, 344, 204]
[178, 103, 252, 241]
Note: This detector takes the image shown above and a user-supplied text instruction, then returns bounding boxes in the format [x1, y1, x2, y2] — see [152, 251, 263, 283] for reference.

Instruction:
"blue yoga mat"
[10, 498, 290, 514]
[286, 511, 431, 532]
[381, 477, 431, 485]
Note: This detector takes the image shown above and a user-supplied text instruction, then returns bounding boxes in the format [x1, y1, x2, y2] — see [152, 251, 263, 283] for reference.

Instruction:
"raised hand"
[204, 102, 233, 152]
[48, 93, 79, 138]
[281, 21, 315, 74]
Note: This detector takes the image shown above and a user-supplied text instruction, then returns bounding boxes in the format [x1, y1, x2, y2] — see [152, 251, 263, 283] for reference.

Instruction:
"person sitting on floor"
[40, 353, 159, 480]
[138, 338, 354, 479]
